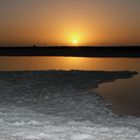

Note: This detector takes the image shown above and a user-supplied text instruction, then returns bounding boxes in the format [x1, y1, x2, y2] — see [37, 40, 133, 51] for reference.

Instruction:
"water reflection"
[0, 57, 140, 71]
[96, 74, 140, 116]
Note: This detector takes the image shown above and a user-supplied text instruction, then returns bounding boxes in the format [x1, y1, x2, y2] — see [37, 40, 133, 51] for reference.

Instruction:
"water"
[0, 57, 140, 116]
[97, 74, 140, 116]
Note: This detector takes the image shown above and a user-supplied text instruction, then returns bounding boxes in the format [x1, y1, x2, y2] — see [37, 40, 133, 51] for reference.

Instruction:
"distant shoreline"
[0, 46, 140, 57]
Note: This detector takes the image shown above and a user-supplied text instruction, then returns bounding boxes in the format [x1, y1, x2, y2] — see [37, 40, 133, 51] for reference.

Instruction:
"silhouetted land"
[0, 46, 140, 57]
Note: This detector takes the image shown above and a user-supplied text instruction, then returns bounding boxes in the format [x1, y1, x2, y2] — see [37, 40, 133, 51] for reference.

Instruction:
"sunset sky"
[0, 0, 140, 46]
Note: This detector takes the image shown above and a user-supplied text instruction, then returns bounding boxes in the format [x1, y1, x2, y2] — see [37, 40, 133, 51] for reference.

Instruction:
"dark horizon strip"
[0, 46, 140, 57]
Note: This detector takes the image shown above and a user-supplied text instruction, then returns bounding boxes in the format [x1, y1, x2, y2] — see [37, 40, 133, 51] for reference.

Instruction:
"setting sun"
[72, 39, 78, 45]
[68, 33, 82, 46]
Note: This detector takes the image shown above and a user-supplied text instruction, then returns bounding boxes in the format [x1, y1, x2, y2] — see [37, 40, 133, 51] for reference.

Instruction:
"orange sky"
[0, 0, 140, 46]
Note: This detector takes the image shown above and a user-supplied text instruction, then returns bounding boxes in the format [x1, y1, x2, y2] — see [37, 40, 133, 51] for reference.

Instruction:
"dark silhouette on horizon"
[0, 46, 140, 57]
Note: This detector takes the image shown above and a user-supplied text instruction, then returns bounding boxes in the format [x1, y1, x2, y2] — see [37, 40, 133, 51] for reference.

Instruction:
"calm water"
[0, 57, 140, 116]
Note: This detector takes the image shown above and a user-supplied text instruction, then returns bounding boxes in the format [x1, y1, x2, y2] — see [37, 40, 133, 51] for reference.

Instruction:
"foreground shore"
[0, 70, 140, 140]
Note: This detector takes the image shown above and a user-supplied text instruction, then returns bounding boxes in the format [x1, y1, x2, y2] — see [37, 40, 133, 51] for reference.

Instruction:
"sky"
[0, 0, 140, 46]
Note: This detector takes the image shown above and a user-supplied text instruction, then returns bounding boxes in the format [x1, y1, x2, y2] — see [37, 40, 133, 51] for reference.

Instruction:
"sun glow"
[72, 39, 78, 45]
[69, 33, 81, 46]
[65, 29, 88, 46]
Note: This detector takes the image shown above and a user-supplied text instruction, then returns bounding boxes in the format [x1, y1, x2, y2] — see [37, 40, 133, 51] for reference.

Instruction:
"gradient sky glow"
[0, 0, 140, 46]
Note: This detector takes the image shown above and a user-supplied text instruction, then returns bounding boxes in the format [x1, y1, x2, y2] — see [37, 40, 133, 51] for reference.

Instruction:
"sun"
[67, 32, 82, 46]
[72, 39, 78, 45]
